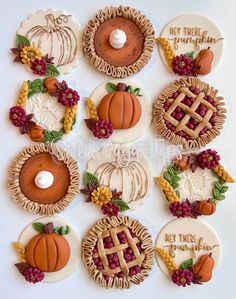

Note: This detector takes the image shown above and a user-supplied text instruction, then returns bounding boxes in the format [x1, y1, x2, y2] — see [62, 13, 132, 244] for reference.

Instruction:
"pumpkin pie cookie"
[155, 149, 235, 218]
[84, 79, 151, 143]
[13, 9, 83, 75]
[155, 218, 221, 287]
[156, 13, 224, 76]
[13, 216, 80, 283]
[82, 216, 154, 289]
[8, 144, 80, 215]
[153, 77, 226, 150]
[83, 6, 155, 78]
[85, 146, 154, 211]
[9, 77, 79, 143]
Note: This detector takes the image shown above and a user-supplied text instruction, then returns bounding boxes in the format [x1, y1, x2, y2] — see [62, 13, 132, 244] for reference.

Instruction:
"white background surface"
[1, 1, 236, 299]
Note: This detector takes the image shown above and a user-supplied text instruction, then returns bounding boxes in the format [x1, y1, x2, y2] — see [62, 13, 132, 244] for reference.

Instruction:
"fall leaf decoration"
[11, 34, 60, 76]
[81, 172, 130, 216]
[9, 78, 79, 143]
[156, 247, 215, 286]
[156, 149, 235, 219]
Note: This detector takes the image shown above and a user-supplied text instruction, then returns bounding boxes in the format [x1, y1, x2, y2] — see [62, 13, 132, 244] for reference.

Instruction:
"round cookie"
[152, 77, 226, 150]
[84, 146, 154, 211]
[155, 149, 235, 218]
[85, 79, 151, 143]
[15, 9, 83, 74]
[8, 144, 80, 215]
[82, 216, 154, 289]
[83, 6, 155, 78]
[155, 218, 221, 286]
[9, 78, 79, 143]
[157, 13, 224, 76]
[13, 216, 80, 283]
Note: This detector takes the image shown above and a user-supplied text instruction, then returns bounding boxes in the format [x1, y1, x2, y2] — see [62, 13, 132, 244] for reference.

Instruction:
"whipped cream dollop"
[109, 29, 127, 49]
[35, 171, 54, 189]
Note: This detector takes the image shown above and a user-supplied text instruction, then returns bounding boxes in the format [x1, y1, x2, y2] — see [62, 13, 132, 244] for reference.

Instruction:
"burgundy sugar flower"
[172, 268, 193, 287]
[101, 203, 119, 217]
[31, 58, 47, 76]
[58, 88, 80, 107]
[24, 266, 45, 283]
[92, 120, 113, 139]
[197, 149, 220, 169]
[9, 106, 27, 127]
[172, 54, 193, 76]
[169, 201, 191, 218]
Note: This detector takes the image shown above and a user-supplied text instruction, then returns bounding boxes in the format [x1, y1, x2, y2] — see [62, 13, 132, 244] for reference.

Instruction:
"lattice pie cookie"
[153, 77, 226, 149]
[82, 216, 154, 288]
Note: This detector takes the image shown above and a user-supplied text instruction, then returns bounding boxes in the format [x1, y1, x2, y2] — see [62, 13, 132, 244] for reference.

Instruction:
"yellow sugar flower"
[20, 46, 42, 66]
[91, 186, 112, 207]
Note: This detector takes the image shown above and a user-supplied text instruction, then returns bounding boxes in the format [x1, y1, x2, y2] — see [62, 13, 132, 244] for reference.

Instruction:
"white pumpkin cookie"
[16, 9, 83, 74]
[84, 146, 154, 211]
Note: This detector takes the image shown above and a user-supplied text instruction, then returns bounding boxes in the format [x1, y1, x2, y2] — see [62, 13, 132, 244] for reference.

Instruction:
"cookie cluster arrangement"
[7, 5, 234, 291]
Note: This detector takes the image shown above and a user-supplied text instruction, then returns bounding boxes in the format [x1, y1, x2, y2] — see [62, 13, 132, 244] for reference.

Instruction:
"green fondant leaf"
[126, 85, 143, 96]
[179, 258, 193, 269]
[112, 199, 130, 212]
[43, 129, 64, 143]
[46, 64, 60, 77]
[212, 180, 229, 201]
[106, 82, 117, 93]
[16, 34, 30, 48]
[186, 51, 195, 59]
[83, 172, 98, 187]
[27, 79, 46, 98]
[163, 164, 181, 195]
[54, 225, 70, 235]
[32, 222, 45, 233]
[164, 172, 172, 182]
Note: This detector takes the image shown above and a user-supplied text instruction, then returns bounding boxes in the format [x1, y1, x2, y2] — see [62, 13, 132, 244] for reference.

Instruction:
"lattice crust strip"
[82, 216, 154, 289]
[153, 77, 226, 150]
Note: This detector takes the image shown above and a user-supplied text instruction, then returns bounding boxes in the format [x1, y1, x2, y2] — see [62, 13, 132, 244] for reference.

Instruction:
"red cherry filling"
[92, 229, 143, 281]
[163, 89, 218, 140]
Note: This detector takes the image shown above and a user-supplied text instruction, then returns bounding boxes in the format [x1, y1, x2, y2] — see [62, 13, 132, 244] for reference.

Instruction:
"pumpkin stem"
[44, 222, 54, 234]
[209, 252, 212, 257]
[45, 14, 58, 32]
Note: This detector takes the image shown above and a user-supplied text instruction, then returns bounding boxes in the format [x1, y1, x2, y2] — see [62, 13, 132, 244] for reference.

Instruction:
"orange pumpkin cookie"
[26, 228, 70, 273]
[13, 218, 80, 284]
[156, 149, 234, 218]
[97, 91, 141, 129]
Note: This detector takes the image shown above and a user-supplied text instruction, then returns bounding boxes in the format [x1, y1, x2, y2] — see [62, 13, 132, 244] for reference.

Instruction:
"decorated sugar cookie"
[84, 79, 151, 143]
[155, 218, 221, 287]
[12, 9, 83, 75]
[155, 149, 234, 218]
[157, 13, 224, 76]
[83, 6, 155, 78]
[153, 77, 226, 149]
[9, 77, 79, 143]
[8, 144, 80, 215]
[13, 217, 80, 283]
[85, 146, 153, 211]
[82, 216, 154, 289]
